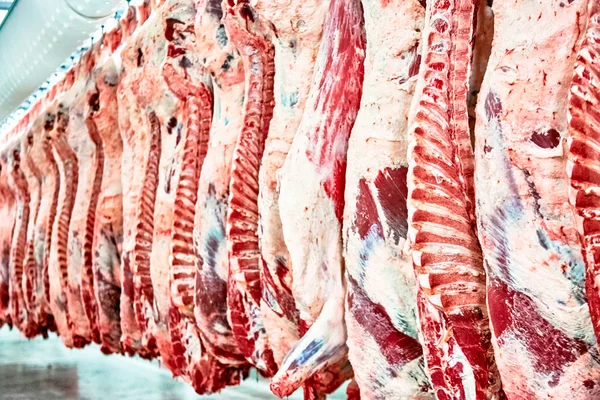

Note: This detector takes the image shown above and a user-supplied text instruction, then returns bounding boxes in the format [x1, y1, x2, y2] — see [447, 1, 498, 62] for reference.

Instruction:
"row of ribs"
[3, 0, 600, 398]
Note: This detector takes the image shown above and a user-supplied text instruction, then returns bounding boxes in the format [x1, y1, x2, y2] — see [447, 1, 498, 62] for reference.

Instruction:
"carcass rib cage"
[4, 0, 600, 398]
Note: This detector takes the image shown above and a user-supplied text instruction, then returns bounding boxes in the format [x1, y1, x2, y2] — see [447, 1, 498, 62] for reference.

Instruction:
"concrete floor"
[0, 326, 346, 399]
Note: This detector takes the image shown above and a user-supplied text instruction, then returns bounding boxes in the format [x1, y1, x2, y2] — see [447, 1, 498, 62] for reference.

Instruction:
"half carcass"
[192, 0, 249, 369]
[222, 0, 278, 375]
[164, 0, 247, 392]
[474, 0, 600, 397]
[115, 5, 153, 358]
[86, 28, 126, 355]
[7, 139, 38, 338]
[272, 0, 366, 395]
[343, 0, 433, 398]
[406, 0, 501, 398]
[252, 0, 328, 368]
[63, 50, 99, 346]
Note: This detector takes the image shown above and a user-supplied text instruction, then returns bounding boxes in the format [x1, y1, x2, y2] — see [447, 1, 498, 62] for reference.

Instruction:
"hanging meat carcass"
[474, 0, 600, 397]
[222, 0, 278, 376]
[342, 0, 434, 398]
[252, 0, 328, 369]
[114, 5, 154, 358]
[271, 0, 366, 395]
[406, 0, 502, 397]
[192, 0, 249, 369]
[85, 27, 127, 355]
[164, 0, 248, 392]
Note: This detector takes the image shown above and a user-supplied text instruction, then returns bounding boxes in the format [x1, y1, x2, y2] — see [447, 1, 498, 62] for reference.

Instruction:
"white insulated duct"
[0, 0, 125, 122]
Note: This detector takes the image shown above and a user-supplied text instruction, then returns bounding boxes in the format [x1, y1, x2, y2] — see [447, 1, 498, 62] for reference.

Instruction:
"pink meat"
[342, 0, 434, 398]
[115, 5, 154, 359]
[62, 52, 98, 347]
[474, 0, 600, 397]
[221, 0, 278, 376]
[0, 155, 15, 328]
[8, 142, 39, 338]
[568, 0, 600, 352]
[192, 0, 249, 368]
[20, 122, 55, 337]
[36, 114, 61, 335]
[406, 0, 502, 398]
[163, 2, 247, 392]
[252, 0, 328, 369]
[271, 0, 365, 395]
[86, 33, 125, 354]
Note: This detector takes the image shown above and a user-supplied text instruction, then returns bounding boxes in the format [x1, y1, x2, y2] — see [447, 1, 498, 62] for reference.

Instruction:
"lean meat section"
[342, 0, 432, 398]
[272, 0, 366, 395]
[223, 0, 277, 375]
[86, 30, 125, 355]
[474, 0, 600, 397]
[20, 122, 52, 336]
[192, 0, 248, 368]
[568, 0, 600, 350]
[253, 0, 328, 369]
[115, 5, 152, 358]
[406, 0, 501, 398]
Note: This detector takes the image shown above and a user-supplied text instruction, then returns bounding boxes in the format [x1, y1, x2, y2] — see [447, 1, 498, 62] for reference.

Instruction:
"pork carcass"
[252, 0, 328, 368]
[20, 121, 56, 337]
[114, 5, 154, 358]
[0, 153, 15, 327]
[7, 139, 38, 338]
[406, 0, 502, 397]
[163, 0, 248, 392]
[85, 29, 126, 355]
[62, 50, 100, 347]
[474, 0, 600, 397]
[567, 0, 600, 352]
[222, 0, 278, 375]
[192, 0, 249, 368]
[272, 0, 366, 395]
[342, 0, 434, 398]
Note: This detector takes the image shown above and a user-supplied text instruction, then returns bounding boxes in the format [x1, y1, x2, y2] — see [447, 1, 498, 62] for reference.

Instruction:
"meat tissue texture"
[192, 0, 249, 369]
[474, 0, 600, 397]
[222, 0, 278, 376]
[343, 0, 433, 398]
[272, 0, 366, 395]
[568, 0, 600, 351]
[252, 0, 327, 369]
[406, 0, 502, 398]
[87, 32, 125, 355]
[9, 0, 600, 398]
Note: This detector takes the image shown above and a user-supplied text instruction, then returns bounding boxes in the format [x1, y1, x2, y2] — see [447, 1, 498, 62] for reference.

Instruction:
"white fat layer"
[474, 0, 600, 394]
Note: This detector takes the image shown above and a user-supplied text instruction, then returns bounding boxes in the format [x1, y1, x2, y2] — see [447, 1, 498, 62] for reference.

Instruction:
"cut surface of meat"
[567, 0, 600, 352]
[115, 5, 153, 359]
[193, 0, 249, 368]
[272, 0, 366, 395]
[7, 141, 36, 337]
[475, 0, 600, 397]
[406, 0, 501, 398]
[87, 37, 125, 355]
[63, 52, 97, 347]
[223, 0, 277, 376]
[253, 0, 328, 370]
[342, 0, 433, 398]
[164, 0, 247, 392]
[20, 123, 52, 337]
